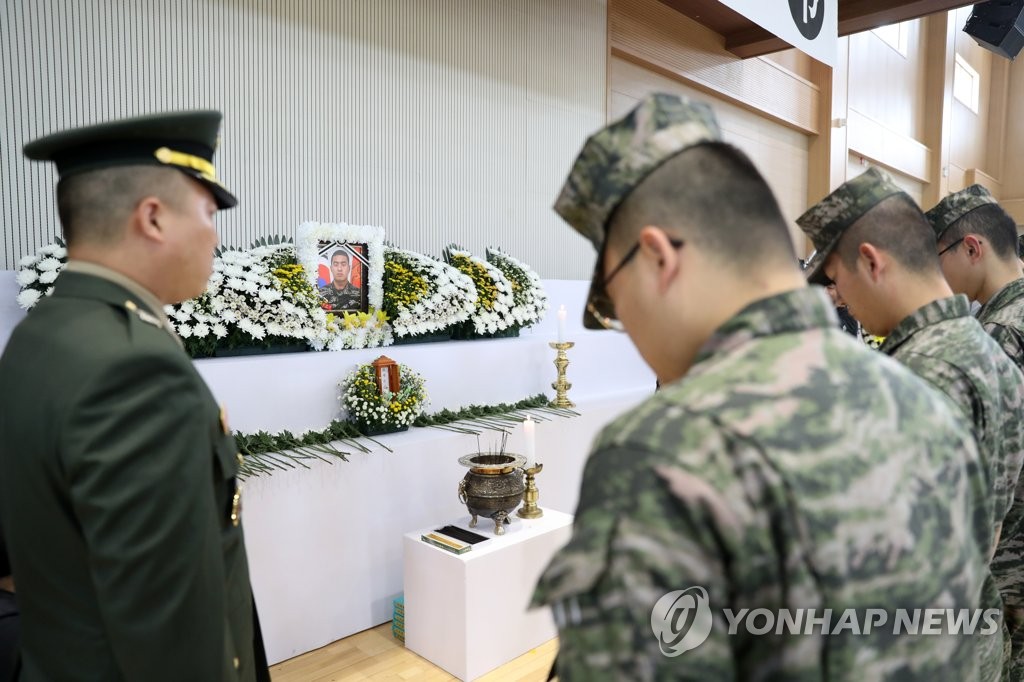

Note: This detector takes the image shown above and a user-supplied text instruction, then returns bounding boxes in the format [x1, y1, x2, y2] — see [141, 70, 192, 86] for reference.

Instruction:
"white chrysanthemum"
[38, 270, 59, 284]
[16, 289, 41, 309]
[16, 269, 38, 286]
[18, 254, 38, 268]
[38, 244, 61, 256]
[227, 277, 248, 291]
[258, 288, 282, 304]
[178, 324, 194, 338]
[193, 323, 210, 338]
[212, 323, 228, 338]
[36, 257, 63, 272]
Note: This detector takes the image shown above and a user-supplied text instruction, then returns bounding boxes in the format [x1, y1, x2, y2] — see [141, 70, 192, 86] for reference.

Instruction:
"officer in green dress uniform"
[318, 250, 362, 311]
[0, 111, 270, 681]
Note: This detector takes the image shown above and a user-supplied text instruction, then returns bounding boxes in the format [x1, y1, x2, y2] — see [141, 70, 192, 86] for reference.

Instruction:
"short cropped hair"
[330, 250, 350, 263]
[56, 166, 188, 245]
[607, 142, 796, 270]
[836, 194, 939, 276]
[938, 204, 1019, 262]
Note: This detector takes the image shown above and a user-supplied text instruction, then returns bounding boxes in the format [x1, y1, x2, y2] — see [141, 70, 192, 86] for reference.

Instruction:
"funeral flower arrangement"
[15, 240, 67, 310]
[168, 243, 328, 357]
[14, 235, 548, 352]
[382, 246, 476, 339]
[443, 245, 517, 337]
[485, 247, 548, 329]
[339, 362, 428, 432]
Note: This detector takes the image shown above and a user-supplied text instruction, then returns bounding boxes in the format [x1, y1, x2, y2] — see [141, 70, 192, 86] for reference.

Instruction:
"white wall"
[0, 0, 607, 277]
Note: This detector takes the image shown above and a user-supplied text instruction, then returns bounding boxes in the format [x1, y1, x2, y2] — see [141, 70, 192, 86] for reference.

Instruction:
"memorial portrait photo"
[317, 242, 368, 313]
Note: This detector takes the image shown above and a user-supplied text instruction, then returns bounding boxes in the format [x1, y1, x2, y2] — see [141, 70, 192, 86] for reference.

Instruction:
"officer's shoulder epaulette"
[124, 300, 162, 329]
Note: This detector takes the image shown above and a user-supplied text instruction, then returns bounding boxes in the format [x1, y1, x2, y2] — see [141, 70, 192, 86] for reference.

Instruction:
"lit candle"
[557, 304, 567, 343]
[524, 415, 536, 468]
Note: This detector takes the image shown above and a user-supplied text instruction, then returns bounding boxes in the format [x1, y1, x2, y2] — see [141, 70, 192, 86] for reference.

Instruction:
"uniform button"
[233, 656, 240, 669]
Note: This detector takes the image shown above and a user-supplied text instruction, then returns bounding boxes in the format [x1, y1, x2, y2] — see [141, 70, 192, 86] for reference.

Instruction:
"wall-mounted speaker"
[964, 0, 1024, 60]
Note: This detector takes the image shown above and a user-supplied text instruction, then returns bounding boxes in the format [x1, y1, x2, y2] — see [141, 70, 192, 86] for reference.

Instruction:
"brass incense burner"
[457, 453, 526, 535]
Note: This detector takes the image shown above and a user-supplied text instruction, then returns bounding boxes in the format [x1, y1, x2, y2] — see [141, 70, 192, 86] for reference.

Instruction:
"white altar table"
[404, 510, 573, 681]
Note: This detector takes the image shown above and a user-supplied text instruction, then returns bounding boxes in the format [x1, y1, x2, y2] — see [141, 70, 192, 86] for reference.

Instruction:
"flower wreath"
[485, 247, 548, 328]
[443, 245, 516, 336]
[339, 362, 428, 431]
[383, 246, 476, 339]
[15, 240, 67, 310]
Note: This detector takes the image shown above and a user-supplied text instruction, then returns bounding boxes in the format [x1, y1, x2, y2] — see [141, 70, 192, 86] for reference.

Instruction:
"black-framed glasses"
[603, 238, 685, 287]
[938, 237, 965, 257]
[589, 238, 685, 331]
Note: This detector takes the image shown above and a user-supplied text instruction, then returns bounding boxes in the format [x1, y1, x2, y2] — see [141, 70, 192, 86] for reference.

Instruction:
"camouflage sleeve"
[533, 432, 741, 681]
[896, 351, 1007, 523]
[982, 322, 1024, 370]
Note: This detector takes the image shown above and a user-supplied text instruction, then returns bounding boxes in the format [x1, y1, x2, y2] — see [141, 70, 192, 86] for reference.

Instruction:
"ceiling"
[657, 0, 980, 59]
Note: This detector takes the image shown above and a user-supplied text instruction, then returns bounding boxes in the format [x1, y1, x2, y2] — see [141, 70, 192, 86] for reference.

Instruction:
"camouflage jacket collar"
[879, 294, 971, 356]
[977, 278, 1024, 322]
[693, 287, 838, 365]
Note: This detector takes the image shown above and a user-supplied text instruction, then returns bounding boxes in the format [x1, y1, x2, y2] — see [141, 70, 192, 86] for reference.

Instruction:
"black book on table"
[434, 525, 489, 545]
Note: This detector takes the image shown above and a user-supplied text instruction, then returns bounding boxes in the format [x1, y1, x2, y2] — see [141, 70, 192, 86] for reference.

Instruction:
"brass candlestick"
[517, 463, 544, 519]
[549, 341, 575, 408]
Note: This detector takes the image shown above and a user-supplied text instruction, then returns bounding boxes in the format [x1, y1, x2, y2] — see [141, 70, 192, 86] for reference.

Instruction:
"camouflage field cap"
[553, 92, 722, 328]
[797, 167, 908, 285]
[24, 110, 237, 209]
[925, 184, 999, 241]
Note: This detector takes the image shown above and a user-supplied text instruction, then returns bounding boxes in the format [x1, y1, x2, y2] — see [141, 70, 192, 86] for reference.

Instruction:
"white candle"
[524, 415, 536, 468]
[557, 304, 567, 343]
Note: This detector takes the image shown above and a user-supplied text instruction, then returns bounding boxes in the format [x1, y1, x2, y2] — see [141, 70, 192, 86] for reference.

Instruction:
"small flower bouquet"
[339, 362, 428, 434]
[443, 245, 517, 338]
[312, 308, 394, 351]
[15, 240, 67, 310]
[485, 247, 548, 329]
[383, 246, 476, 341]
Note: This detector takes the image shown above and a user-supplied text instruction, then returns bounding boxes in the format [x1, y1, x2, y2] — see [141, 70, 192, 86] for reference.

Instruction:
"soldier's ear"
[132, 196, 166, 244]
[963, 235, 983, 260]
[857, 243, 885, 282]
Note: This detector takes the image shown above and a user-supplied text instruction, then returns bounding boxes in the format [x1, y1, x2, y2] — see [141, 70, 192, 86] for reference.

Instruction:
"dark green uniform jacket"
[0, 268, 267, 681]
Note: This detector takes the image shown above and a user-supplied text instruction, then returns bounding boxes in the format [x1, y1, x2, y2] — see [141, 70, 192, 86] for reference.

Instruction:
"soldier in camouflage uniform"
[798, 168, 1024, 679]
[927, 185, 1024, 677]
[318, 250, 362, 311]
[530, 92, 999, 680]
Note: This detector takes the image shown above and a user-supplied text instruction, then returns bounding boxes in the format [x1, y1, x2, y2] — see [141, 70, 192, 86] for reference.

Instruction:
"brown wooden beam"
[701, 0, 980, 60]
[838, 0, 978, 36]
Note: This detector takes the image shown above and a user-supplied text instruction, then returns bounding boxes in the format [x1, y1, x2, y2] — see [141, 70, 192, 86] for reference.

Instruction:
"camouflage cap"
[797, 167, 908, 285]
[553, 92, 722, 328]
[925, 184, 999, 241]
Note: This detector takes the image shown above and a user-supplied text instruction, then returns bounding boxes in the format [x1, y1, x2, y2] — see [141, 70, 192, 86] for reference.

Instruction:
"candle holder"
[517, 463, 544, 519]
[549, 341, 575, 408]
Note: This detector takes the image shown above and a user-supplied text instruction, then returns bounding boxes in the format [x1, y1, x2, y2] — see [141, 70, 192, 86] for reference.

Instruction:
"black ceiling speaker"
[964, 0, 1024, 60]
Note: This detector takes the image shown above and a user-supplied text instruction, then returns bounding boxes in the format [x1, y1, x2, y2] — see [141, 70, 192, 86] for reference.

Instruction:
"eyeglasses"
[603, 238, 685, 287]
[589, 237, 685, 331]
[938, 237, 965, 257]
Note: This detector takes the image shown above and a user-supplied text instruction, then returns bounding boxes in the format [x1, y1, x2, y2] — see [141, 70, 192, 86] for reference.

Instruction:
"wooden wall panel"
[848, 19, 928, 142]
[610, 57, 810, 252]
[0, 0, 607, 276]
[609, 0, 819, 134]
[950, 6, 996, 178]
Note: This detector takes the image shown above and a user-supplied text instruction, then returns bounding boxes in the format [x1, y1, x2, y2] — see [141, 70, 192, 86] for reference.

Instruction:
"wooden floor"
[270, 623, 557, 681]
